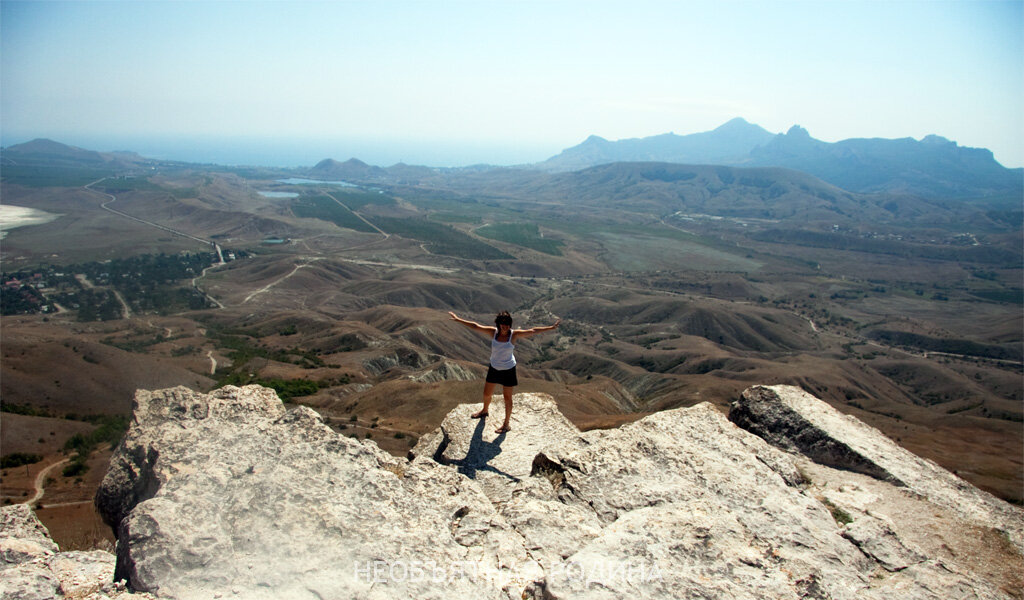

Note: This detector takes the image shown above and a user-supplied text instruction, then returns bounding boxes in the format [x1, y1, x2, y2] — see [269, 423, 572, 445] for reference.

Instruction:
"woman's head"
[494, 311, 513, 328]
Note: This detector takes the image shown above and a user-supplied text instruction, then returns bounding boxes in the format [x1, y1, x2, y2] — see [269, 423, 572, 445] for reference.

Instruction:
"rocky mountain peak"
[785, 124, 811, 138]
[7, 383, 1021, 598]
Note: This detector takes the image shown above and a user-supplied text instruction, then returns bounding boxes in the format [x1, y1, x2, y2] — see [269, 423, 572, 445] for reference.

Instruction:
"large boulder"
[95, 384, 1023, 599]
[96, 385, 537, 599]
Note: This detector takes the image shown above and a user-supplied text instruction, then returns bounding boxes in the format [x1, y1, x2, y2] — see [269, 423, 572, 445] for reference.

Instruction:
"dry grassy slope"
[0, 318, 213, 415]
[116, 191, 302, 241]
[0, 413, 95, 456]
[0, 186, 208, 264]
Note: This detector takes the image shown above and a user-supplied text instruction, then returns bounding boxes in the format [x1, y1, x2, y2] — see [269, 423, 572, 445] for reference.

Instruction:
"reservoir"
[0, 205, 61, 239]
[257, 191, 300, 198]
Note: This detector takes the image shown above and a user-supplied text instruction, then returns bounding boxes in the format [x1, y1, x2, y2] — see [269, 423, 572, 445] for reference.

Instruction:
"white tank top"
[490, 331, 516, 370]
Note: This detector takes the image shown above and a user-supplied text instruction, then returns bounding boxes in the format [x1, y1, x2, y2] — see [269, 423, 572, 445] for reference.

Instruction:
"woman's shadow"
[447, 417, 520, 483]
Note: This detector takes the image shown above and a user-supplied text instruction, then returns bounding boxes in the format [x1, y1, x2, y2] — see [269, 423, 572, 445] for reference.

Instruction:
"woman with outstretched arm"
[448, 310, 561, 433]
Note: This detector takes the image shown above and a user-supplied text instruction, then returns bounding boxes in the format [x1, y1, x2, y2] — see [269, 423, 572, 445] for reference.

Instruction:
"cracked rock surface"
[94, 384, 1023, 599]
[1, 504, 153, 600]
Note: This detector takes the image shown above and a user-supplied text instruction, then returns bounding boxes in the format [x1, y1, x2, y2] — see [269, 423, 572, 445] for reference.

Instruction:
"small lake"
[276, 178, 358, 187]
[0, 205, 61, 239]
[257, 191, 300, 198]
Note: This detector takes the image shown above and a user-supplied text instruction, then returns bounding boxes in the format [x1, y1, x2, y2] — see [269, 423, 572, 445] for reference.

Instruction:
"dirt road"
[27, 458, 69, 507]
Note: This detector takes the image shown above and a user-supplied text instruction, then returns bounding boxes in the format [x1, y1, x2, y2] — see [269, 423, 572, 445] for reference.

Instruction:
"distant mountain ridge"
[538, 120, 1023, 199]
[539, 117, 776, 172]
[7, 129, 1021, 201]
[2, 138, 159, 171]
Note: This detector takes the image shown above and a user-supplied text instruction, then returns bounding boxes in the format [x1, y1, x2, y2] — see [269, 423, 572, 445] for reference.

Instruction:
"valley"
[1, 144, 1020, 548]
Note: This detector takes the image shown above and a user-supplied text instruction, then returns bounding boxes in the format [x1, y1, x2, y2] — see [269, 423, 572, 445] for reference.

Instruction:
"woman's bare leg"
[496, 386, 514, 432]
[473, 382, 496, 418]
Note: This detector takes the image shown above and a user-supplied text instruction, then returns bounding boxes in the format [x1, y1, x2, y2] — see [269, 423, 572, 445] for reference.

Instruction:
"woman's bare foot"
[495, 424, 511, 434]
[471, 410, 488, 419]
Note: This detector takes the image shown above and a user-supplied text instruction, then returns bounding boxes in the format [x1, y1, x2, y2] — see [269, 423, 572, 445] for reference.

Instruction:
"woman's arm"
[449, 312, 496, 336]
[513, 319, 561, 340]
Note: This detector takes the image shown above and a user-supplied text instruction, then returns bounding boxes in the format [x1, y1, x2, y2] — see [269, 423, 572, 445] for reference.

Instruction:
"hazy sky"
[2, 0, 1022, 167]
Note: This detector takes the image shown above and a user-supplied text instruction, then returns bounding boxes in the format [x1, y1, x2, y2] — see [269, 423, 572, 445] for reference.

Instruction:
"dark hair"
[494, 311, 513, 326]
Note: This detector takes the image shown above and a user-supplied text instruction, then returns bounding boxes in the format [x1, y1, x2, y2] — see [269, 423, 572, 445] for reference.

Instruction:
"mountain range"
[537, 118, 1023, 200]
[5, 117, 1022, 202]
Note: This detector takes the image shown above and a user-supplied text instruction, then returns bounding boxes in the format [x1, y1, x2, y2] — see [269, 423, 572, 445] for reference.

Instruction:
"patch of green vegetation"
[171, 345, 198, 357]
[969, 289, 1023, 304]
[476, 222, 564, 255]
[374, 217, 513, 260]
[52, 289, 123, 321]
[102, 332, 183, 353]
[1, 402, 56, 418]
[64, 415, 129, 453]
[869, 330, 1022, 361]
[290, 195, 378, 233]
[211, 332, 326, 370]
[63, 461, 89, 477]
[59, 414, 130, 477]
[821, 498, 854, 525]
[430, 212, 481, 224]
[215, 375, 342, 400]
[0, 165, 114, 187]
[326, 189, 396, 211]
[1, 452, 42, 469]
[94, 177, 162, 193]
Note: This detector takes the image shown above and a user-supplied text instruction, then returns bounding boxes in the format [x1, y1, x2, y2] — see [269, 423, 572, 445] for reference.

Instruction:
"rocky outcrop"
[730, 384, 1024, 553]
[407, 360, 479, 383]
[0, 504, 150, 600]
[95, 384, 1024, 599]
[362, 347, 432, 376]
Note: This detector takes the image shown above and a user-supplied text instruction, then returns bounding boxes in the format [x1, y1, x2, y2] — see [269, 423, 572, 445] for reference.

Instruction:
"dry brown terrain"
[2, 162, 1020, 547]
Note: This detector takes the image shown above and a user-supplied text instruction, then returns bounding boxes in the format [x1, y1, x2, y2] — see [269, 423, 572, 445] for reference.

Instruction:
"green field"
[476, 222, 564, 255]
[374, 217, 513, 260]
[325, 189, 396, 211]
[0, 165, 114, 187]
[290, 195, 378, 233]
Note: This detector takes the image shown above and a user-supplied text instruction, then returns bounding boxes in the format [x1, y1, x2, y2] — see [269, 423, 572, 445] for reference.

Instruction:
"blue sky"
[2, 0, 1022, 167]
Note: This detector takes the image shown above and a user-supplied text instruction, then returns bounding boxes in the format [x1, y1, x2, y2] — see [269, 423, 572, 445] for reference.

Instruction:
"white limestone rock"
[730, 384, 1024, 553]
[0, 504, 149, 600]
[97, 385, 540, 599]
[94, 384, 1022, 599]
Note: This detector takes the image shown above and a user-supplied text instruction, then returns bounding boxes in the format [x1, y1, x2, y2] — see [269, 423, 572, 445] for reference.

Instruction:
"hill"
[1, 138, 152, 171]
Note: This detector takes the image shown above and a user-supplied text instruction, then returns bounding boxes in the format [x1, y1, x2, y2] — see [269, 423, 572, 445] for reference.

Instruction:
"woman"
[448, 310, 561, 433]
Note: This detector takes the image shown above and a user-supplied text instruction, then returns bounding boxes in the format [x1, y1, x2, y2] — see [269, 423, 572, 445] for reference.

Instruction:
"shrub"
[1, 452, 42, 469]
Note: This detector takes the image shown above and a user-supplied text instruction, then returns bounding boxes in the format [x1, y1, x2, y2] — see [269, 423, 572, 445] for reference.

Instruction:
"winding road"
[27, 458, 69, 507]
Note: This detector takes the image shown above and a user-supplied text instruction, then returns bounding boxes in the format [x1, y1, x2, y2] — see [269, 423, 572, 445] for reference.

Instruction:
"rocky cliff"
[7, 383, 1021, 599]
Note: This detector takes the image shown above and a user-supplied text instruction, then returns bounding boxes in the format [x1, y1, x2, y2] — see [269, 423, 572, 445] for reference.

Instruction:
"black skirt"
[485, 365, 518, 387]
